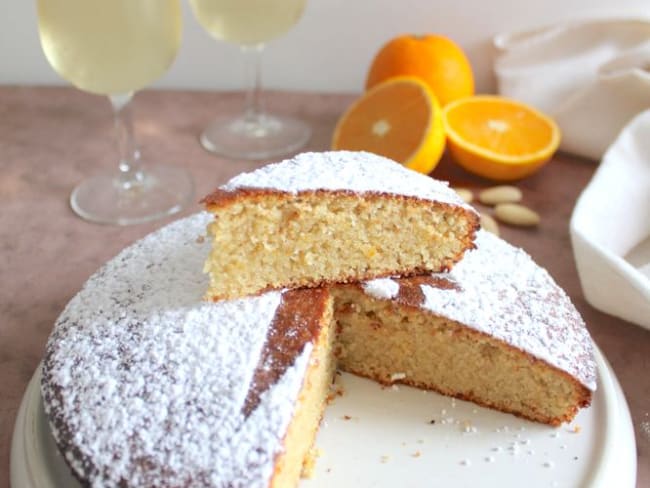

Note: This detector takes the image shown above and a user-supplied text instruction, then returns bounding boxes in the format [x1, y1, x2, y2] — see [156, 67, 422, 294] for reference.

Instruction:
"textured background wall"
[1, 0, 647, 94]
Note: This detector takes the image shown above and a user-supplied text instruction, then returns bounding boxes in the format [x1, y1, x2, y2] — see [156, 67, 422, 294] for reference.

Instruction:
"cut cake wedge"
[334, 230, 596, 425]
[201, 151, 479, 300]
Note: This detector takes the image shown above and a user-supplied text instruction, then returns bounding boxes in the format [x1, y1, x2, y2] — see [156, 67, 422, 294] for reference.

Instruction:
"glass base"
[200, 113, 311, 160]
[70, 165, 194, 225]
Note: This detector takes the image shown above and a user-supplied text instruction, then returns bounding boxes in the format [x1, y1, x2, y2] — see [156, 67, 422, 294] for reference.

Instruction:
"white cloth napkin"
[494, 18, 650, 161]
[570, 109, 650, 329]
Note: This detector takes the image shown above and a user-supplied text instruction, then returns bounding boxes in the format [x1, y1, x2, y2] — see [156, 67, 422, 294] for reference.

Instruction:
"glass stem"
[110, 93, 143, 189]
[241, 43, 266, 124]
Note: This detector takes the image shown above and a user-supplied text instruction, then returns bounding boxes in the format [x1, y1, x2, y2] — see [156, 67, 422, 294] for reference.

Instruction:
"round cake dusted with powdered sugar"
[41, 213, 332, 488]
[41, 186, 597, 485]
[361, 231, 597, 392]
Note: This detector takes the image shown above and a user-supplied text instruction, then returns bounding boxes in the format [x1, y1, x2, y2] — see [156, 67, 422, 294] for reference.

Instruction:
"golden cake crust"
[244, 287, 330, 416]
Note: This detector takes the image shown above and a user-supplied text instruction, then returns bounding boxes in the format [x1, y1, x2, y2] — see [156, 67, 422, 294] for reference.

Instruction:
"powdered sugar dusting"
[372, 231, 596, 391]
[41, 213, 312, 487]
[222, 151, 474, 211]
[363, 278, 400, 300]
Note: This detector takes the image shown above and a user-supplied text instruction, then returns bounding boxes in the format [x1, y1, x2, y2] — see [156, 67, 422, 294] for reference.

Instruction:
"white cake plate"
[11, 346, 636, 488]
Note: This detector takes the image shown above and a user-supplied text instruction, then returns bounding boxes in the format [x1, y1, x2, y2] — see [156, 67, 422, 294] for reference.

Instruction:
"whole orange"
[366, 34, 474, 107]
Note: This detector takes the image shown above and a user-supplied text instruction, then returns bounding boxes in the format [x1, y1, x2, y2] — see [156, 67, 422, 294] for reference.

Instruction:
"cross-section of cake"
[201, 151, 480, 300]
[333, 230, 595, 426]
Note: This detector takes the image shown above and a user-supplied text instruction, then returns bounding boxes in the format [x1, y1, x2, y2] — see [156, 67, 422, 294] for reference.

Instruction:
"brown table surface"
[1, 86, 648, 487]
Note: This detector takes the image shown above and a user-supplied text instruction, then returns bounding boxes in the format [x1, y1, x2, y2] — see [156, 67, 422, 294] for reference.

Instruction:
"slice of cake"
[201, 151, 479, 300]
[333, 230, 596, 425]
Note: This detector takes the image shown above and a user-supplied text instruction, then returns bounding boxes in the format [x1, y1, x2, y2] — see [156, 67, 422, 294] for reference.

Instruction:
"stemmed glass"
[36, 0, 194, 225]
[189, 0, 311, 160]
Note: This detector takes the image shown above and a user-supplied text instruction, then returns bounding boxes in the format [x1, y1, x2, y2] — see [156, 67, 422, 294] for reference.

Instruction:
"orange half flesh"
[443, 95, 561, 181]
[332, 77, 445, 175]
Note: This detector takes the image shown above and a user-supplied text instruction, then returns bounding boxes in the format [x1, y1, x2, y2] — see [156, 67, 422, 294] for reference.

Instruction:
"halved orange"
[442, 95, 561, 181]
[332, 76, 445, 175]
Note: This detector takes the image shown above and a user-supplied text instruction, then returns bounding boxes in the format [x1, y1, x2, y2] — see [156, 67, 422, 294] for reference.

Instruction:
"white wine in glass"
[37, 0, 194, 225]
[189, 0, 311, 160]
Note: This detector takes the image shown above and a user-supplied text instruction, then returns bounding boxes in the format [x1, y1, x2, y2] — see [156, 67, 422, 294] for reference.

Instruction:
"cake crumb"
[301, 447, 322, 479]
[572, 425, 581, 433]
[428, 419, 436, 425]
[195, 234, 206, 244]
[342, 415, 352, 421]
[326, 384, 345, 404]
[411, 451, 421, 458]
[390, 372, 406, 382]
[380, 455, 390, 463]
[461, 420, 477, 433]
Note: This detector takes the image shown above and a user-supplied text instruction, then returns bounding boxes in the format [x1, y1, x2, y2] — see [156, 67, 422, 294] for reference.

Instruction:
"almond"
[452, 187, 474, 204]
[478, 185, 522, 206]
[494, 203, 540, 227]
[479, 212, 500, 236]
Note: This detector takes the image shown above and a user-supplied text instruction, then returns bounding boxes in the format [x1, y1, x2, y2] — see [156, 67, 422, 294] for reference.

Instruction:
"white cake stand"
[11, 346, 636, 487]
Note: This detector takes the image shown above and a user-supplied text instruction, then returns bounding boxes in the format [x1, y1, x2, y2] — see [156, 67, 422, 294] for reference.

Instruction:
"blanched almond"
[494, 203, 540, 227]
[452, 187, 474, 204]
[478, 185, 522, 206]
[479, 212, 500, 236]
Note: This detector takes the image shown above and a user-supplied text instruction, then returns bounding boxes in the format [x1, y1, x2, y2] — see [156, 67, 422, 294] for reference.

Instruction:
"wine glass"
[36, 0, 194, 225]
[189, 0, 311, 160]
